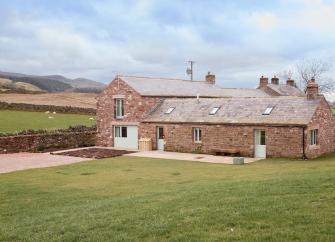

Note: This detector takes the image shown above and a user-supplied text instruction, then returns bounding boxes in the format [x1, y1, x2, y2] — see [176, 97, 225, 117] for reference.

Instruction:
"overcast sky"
[0, 0, 335, 88]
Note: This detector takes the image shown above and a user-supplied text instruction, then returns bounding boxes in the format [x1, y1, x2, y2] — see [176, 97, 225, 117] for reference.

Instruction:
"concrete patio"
[0, 152, 90, 174]
[125, 150, 260, 164]
[53, 147, 261, 165]
[0, 148, 260, 174]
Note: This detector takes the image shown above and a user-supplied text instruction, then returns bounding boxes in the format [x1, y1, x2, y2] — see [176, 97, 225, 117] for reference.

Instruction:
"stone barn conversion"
[97, 74, 335, 159]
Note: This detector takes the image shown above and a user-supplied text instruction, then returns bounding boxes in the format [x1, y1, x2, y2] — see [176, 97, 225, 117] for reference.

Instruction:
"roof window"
[209, 107, 220, 115]
[165, 107, 175, 114]
[263, 106, 274, 115]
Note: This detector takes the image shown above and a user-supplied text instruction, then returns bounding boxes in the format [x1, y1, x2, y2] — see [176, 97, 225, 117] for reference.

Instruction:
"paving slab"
[0, 152, 91, 174]
[125, 150, 260, 164]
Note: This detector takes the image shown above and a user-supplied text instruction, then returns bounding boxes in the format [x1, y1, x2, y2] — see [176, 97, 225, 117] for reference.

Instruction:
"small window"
[121, 127, 127, 138]
[193, 128, 202, 143]
[255, 130, 266, 145]
[209, 107, 220, 115]
[115, 126, 127, 138]
[263, 106, 274, 115]
[115, 98, 124, 118]
[260, 130, 266, 145]
[165, 107, 175, 114]
[158, 127, 164, 139]
[115, 126, 121, 137]
[310, 129, 318, 145]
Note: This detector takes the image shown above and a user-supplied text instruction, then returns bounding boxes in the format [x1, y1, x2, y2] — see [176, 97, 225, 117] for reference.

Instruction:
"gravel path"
[0, 152, 91, 174]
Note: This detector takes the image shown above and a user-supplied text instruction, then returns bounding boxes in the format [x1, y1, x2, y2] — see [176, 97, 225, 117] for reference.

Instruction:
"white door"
[157, 127, 165, 150]
[254, 130, 266, 158]
[114, 126, 138, 149]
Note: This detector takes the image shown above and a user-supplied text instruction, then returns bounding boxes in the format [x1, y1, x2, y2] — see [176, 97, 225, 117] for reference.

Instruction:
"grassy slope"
[0, 155, 334, 241]
[0, 92, 97, 109]
[0, 110, 95, 133]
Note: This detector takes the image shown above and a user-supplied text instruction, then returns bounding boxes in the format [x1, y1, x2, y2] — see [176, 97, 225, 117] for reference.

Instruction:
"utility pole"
[186, 60, 195, 81]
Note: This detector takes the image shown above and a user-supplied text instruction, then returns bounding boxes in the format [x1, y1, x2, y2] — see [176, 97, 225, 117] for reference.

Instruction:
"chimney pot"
[206, 72, 215, 84]
[271, 76, 279, 85]
[259, 76, 269, 88]
[306, 79, 319, 100]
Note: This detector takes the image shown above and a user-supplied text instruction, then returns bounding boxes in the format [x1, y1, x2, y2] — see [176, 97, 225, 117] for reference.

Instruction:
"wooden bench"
[212, 148, 240, 157]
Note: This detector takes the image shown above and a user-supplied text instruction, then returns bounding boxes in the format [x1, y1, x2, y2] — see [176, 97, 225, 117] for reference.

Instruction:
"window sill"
[309, 144, 320, 149]
[194, 141, 202, 144]
[115, 116, 125, 120]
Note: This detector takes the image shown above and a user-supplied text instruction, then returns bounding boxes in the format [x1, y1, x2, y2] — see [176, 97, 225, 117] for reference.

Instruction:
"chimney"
[206, 72, 215, 84]
[306, 78, 319, 100]
[286, 79, 295, 87]
[271, 76, 279, 85]
[259, 76, 269, 88]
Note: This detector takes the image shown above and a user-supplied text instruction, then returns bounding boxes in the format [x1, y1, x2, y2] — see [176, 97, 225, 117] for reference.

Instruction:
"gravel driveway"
[0, 152, 91, 174]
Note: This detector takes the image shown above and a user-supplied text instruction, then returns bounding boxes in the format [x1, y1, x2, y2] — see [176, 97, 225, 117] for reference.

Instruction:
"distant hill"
[0, 71, 106, 93]
[0, 78, 44, 93]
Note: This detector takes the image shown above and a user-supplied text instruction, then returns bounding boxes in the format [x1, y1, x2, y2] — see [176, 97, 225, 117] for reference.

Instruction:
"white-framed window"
[115, 126, 127, 138]
[263, 106, 274, 115]
[310, 129, 318, 145]
[209, 107, 220, 115]
[115, 98, 124, 118]
[165, 107, 175, 114]
[115, 126, 121, 137]
[193, 128, 202, 143]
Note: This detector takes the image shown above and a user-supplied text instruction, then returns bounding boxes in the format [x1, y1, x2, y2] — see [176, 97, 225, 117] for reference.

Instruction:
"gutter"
[141, 121, 307, 128]
[302, 126, 307, 159]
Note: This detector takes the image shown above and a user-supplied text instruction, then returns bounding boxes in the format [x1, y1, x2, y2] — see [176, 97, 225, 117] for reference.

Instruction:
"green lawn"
[0, 110, 95, 133]
[0, 155, 334, 241]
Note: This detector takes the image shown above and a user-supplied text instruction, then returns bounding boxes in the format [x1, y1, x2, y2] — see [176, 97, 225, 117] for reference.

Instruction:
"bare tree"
[296, 58, 334, 93]
[277, 68, 294, 81]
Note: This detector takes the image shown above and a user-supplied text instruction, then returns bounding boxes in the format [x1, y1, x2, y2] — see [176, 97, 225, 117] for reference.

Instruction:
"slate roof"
[144, 96, 320, 125]
[266, 84, 305, 96]
[119, 76, 269, 97]
[219, 88, 270, 97]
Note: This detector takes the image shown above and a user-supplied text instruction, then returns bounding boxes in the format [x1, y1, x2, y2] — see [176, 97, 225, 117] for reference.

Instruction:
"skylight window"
[263, 106, 274, 115]
[165, 107, 175, 114]
[209, 107, 220, 115]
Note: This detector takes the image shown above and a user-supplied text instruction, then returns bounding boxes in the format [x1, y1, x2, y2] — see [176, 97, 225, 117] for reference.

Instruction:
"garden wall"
[0, 127, 96, 154]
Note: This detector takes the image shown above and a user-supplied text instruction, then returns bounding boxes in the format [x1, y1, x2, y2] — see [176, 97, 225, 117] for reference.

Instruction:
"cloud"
[134, 0, 154, 16]
[295, 0, 335, 31]
[0, 0, 334, 90]
[245, 12, 279, 30]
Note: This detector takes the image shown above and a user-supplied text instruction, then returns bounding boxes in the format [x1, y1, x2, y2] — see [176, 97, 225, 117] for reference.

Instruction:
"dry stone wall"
[0, 128, 96, 154]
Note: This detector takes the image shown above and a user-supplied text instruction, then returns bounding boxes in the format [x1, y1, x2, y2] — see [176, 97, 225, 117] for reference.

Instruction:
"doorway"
[157, 127, 165, 150]
[254, 130, 266, 158]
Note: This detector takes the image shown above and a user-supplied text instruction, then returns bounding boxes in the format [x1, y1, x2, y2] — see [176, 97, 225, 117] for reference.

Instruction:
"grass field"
[0, 155, 334, 241]
[0, 92, 97, 108]
[0, 110, 95, 133]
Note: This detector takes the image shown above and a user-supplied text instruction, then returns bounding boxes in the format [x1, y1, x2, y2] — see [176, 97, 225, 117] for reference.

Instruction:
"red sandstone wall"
[96, 78, 160, 146]
[140, 123, 304, 158]
[96, 78, 335, 159]
[305, 97, 335, 158]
